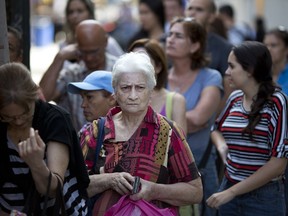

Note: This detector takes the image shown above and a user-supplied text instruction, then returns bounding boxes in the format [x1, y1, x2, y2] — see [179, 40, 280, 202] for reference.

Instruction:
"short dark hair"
[219, 4, 234, 18]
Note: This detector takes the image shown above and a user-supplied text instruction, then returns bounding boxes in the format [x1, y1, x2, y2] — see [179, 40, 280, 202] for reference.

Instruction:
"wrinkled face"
[264, 34, 288, 65]
[114, 72, 152, 115]
[80, 90, 113, 122]
[166, 23, 193, 58]
[225, 51, 250, 90]
[0, 103, 34, 128]
[185, 0, 212, 27]
[139, 3, 159, 31]
[67, 0, 90, 31]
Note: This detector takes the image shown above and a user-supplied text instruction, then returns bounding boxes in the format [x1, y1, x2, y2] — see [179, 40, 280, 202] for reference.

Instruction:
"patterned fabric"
[215, 90, 288, 183]
[80, 106, 200, 215]
[56, 53, 117, 131]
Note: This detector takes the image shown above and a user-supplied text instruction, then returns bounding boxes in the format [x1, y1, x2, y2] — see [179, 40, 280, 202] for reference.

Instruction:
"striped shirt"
[0, 138, 87, 215]
[215, 90, 288, 182]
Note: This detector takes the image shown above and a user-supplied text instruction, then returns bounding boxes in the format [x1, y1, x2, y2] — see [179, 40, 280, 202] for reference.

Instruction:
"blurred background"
[2, 0, 288, 83]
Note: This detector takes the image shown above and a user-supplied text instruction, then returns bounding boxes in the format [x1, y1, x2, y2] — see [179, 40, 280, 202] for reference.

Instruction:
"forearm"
[151, 178, 203, 206]
[39, 53, 65, 101]
[87, 173, 114, 197]
[30, 160, 60, 197]
[227, 157, 287, 196]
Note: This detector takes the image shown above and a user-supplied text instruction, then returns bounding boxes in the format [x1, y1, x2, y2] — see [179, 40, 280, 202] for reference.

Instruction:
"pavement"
[30, 42, 59, 84]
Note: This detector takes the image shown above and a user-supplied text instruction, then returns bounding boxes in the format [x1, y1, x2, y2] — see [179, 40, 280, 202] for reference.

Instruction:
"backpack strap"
[92, 117, 106, 174]
[165, 92, 174, 120]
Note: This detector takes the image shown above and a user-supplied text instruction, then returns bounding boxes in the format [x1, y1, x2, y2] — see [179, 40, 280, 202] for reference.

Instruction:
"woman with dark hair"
[207, 41, 288, 216]
[165, 17, 223, 216]
[128, 0, 166, 49]
[128, 38, 187, 134]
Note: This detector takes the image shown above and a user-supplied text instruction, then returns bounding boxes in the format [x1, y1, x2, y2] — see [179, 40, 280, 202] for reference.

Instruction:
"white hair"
[112, 52, 157, 90]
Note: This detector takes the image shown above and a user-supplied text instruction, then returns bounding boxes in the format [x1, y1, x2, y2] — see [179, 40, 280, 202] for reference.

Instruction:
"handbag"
[18, 171, 67, 216]
[104, 195, 177, 216]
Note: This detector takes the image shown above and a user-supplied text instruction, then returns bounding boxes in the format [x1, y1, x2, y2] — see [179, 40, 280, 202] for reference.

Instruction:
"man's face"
[185, 0, 213, 27]
[80, 90, 113, 122]
[77, 42, 106, 71]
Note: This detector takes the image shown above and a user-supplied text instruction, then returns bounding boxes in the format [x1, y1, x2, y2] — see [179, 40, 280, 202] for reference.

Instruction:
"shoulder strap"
[92, 117, 106, 173]
[165, 92, 174, 120]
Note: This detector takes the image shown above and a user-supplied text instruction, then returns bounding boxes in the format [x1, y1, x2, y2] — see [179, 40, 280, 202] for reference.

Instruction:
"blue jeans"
[218, 176, 286, 216]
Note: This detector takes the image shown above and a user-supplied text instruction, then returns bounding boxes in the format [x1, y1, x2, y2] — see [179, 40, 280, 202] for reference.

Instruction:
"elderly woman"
[0, 63, 89, 215]
[80, 52, 203, 215]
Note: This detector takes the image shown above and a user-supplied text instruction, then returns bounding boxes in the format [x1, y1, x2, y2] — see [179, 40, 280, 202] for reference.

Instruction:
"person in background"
[40, 20, 117, 131]
[128, 0, 166, 48]
[218, 4, 255, 46]
[67, 70, 117, 126]
[128, 38, 187, 134]
[207, 41, 288, 216]
[7, 26, 23, 63]
[63, 0, 124, 57]
[162, 0, 185, 34]
[263, 26, 288, 214]
[8, 26, 46, 102]
[264, 26, 288, 95]
[80, 52, 203, 215]
[166, 16, 223, 216]
[0, 63, 90, 215]
[185, 0, 233, 117]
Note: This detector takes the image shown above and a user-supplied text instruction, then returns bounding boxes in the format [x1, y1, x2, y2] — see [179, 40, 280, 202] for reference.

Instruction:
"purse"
[19, 171, 67, 216]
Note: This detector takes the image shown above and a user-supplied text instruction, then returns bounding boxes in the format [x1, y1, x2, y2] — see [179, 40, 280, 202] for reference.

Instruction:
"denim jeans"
[218, 176, 286, 216]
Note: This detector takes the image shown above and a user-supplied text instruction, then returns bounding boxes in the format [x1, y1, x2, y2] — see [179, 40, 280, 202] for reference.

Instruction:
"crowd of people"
[1, 0, 288, 216]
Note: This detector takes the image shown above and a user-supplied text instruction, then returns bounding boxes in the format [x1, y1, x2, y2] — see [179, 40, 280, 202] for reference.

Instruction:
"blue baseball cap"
[67, 70, 113, 94]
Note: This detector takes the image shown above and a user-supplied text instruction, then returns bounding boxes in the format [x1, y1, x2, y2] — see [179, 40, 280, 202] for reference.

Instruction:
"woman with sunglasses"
[0, 63, 89, 215]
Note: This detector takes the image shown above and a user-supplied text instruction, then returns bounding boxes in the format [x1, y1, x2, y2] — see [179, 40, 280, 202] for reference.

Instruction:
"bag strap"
[165, 92, 174, 120]
[92, 117, 106, 173]
[53, 173, 67, 216]
[41, 171, 52, 216]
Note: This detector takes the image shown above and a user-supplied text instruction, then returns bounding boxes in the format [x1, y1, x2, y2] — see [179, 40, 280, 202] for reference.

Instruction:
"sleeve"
[168, 123, 201, 183]
[269, 93, 288, 158]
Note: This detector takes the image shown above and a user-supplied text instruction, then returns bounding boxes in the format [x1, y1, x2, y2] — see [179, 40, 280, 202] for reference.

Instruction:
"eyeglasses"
[0, 109, 33, 123]
[78, 48, 101, 57]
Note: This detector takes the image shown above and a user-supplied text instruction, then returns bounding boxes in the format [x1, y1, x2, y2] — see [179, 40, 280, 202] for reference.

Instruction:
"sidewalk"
[30, 43, 59, 84]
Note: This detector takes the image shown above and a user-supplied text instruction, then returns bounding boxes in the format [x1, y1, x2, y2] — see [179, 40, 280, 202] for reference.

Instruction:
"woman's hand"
[206, 189, 236, 208]
[18, 128, 46, 168]
[129, 178, 155, 201]
[109, 172, 134, 195]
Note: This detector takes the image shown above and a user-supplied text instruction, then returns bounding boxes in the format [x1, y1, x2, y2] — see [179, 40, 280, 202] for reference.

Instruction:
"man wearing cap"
[40, 20, 117, 130]
[67, 70, 117, 129]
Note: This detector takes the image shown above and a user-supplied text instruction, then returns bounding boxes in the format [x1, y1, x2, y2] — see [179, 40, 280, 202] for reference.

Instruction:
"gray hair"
[112, 52, 157, 90]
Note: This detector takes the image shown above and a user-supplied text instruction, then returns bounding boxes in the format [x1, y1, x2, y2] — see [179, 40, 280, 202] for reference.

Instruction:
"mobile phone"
[132, 176, 141, 194]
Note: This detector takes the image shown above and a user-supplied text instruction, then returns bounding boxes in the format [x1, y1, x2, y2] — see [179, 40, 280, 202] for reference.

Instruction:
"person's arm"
[186, 86, 221, 133]
[207, 156, 287, 208]
[171, 93, 187, 135]
[87, 172, 134, 197]
[210, 130, 228, 164]
[18, 128, 69, 196]
[39, 44, 79, 101]
[130, 177, 203, 206]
